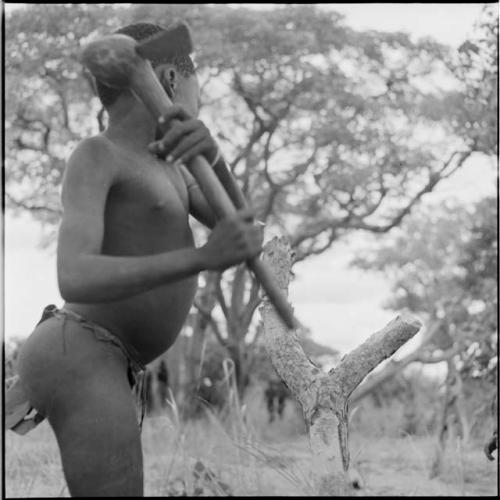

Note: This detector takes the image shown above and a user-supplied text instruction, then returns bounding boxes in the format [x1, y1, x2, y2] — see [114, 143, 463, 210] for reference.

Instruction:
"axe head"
[81, 22, 194, 89]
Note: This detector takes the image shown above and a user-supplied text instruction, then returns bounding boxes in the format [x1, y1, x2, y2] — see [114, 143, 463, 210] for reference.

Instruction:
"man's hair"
[95, 22, 195, 109]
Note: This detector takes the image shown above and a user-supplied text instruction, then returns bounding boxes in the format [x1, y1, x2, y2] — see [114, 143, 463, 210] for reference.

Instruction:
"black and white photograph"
[3, 2, 498, 497]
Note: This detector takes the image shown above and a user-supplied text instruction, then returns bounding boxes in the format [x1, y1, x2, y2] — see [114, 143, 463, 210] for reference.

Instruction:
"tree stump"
[259, 237, 422, 495]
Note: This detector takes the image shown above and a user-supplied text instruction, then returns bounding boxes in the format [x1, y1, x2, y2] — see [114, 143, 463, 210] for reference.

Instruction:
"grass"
[4, 387, 498, 497]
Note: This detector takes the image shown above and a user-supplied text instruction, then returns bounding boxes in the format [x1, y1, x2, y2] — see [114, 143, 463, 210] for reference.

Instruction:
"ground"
[4, 394, 498, 497]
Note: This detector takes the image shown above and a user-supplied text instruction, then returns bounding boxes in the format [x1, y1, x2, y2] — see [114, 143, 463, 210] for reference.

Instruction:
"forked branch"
[259, 237, 422, 494]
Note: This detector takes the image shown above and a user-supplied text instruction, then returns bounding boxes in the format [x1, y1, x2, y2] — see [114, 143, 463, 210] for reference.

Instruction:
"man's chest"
[110, 159, 189, 217]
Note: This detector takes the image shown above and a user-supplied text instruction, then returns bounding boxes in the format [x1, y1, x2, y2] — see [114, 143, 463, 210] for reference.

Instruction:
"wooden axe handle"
[129, 61, 299, 329]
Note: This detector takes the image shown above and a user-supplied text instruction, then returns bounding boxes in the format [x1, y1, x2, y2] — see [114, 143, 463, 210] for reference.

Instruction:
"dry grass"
[4, 387, 498, 497]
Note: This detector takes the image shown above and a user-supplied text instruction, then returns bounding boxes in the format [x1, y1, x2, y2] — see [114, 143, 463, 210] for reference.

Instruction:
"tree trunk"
[218, 265, 260, 398]
[484, 391, 498, 461]
[429, 358, 469, 478]
[226, 342, 244, 395]
[164, 336, 189, 408]
[259, 237, 422, 494]
[188, 273, 219, 383]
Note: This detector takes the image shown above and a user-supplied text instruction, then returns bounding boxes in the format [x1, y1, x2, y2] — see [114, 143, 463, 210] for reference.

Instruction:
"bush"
[350, 370, 441, 438]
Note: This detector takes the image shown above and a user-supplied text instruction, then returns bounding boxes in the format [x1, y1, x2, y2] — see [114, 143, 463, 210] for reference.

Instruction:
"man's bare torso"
[65, 136, 198, 364]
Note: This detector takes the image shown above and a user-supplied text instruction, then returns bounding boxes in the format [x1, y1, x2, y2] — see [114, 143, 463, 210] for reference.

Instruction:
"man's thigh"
[52, 371, 143, 496]
[17, 316, 143, 496]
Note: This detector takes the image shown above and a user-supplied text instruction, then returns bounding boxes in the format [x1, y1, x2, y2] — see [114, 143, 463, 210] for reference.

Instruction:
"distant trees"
[352, 196, 497, 382]
[351, 195, 497, 474]
[5, 4, 497, 393]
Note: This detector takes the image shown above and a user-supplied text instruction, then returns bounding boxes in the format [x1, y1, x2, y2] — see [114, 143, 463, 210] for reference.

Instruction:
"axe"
[81, 23, 299, 330]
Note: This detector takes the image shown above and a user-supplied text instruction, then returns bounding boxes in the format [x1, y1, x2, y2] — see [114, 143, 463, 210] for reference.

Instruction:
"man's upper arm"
[58, 137, 116, 261]
[179, 164, 217, 228]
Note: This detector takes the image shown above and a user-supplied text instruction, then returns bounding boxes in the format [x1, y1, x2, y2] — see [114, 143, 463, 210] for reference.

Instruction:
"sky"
[231, 3, 487, 46]
[3, 4, 497, 372]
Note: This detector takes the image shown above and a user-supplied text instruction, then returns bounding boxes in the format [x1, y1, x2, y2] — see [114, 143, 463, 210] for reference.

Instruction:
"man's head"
[95, 22, 200, 116]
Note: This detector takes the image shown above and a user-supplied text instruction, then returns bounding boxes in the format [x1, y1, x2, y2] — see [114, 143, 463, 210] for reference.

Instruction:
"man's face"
[155, 64, 200, 118]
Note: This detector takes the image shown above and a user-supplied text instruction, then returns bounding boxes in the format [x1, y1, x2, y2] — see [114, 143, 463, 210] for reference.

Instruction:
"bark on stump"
[259, 237, 422, 495]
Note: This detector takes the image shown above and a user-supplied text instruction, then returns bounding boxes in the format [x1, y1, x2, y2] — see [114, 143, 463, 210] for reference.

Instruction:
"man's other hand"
[199, 209, 263, 271]
[148, 105, 219, 166]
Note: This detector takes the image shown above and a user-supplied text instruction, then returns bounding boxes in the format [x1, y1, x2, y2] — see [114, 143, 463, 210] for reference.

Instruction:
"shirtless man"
[14, 22, 262, 496]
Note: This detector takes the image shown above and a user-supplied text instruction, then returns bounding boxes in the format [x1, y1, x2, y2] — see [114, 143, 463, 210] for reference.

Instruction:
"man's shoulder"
[65, 135, 120, 177]
[69, 134, 117, 164]
[63, 135, 120, 189]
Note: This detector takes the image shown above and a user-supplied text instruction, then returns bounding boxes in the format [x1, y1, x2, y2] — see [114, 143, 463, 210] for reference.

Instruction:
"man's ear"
[158, 65, 177, 99]
[167, 68, 177, 94]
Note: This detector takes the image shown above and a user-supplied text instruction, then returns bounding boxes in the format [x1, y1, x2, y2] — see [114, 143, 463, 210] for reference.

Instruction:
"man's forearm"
[58, 247, 206, 303]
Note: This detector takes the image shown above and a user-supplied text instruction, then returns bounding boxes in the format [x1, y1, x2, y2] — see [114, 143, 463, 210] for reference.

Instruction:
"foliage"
[456, 198, 498, 382]
[453, 5, 498, 155]
[5, 337, 25, 381]
[5, 5, 119, 226]
[5, 4, 497, 390]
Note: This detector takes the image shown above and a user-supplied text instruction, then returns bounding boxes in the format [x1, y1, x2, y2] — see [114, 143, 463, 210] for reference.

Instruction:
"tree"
[453, 4, 498, 156]
[456, 197, 498, 382]
[352, 196, 497, 378]
[5, 4, 497, 392]
[351, 195, 497, 475]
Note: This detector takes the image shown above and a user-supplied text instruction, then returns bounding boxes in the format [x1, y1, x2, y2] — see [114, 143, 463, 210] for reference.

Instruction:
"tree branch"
[293, 228, 338, 263]
[5, 192, 62, 216]
[13, 111, 52, 152]
[229, 120, 266, 173]
[193, 300, 229, 350]
[290, 216, 342, 249]
[415, 343, 464, 364]
[348, 317, 463, 404]
[348, 149, 473, 233]
[290, 148, 474, 253]
[214, 272, 230, 322]
[333, 312, 422, 398]
[233, 71, 265, 128]
[230, 264, 247, 326]
[240, 277, 262, 331]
